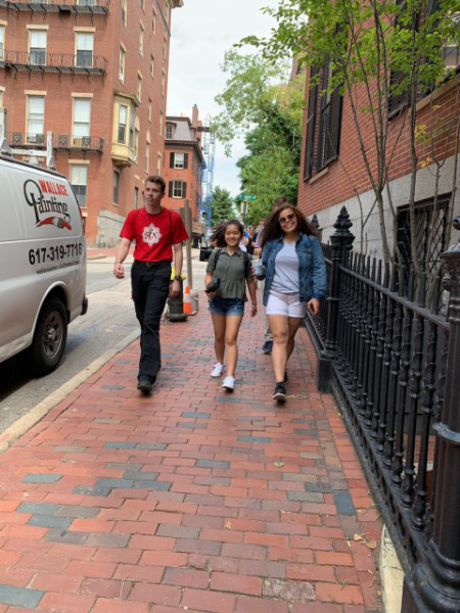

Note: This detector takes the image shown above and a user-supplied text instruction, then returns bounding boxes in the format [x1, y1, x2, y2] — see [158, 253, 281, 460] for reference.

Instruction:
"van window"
[0, 173, 22, 242]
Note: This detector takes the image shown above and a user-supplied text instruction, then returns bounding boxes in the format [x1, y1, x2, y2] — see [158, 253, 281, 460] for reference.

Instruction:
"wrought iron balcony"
[1, 50, 108, 75]
[55, 134, 104, 153]
[0, 0, 110, 14]
[11, 132, 46, 148]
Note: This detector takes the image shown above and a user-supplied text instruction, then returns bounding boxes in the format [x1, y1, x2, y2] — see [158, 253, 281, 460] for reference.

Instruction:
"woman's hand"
[307, 298, 320, 316]
[250, 302, 258, 317]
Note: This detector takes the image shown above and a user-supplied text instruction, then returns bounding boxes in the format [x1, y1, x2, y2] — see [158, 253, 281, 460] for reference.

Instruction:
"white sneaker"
[211, 362, 224, 377]
[222, 376, 235, 391]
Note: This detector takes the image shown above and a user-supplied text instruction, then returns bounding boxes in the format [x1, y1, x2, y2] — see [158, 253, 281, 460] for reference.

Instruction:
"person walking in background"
[254, 196, 291, 355]
[205, 220, 257, 392]
[114, 175, 188, 395]
[260, 204, 326, 402]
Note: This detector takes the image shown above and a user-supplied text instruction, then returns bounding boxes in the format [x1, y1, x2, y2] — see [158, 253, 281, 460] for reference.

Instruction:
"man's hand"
[169, 279, 181, 298]
[307, 298, 320, 316]
[114, 263, 125, 279]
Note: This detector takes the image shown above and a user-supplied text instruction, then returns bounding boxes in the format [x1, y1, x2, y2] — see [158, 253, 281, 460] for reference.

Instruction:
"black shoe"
[273, 382, 286, 402]
[262, 340, 273, 354]
[283, 370, 288, 384]
[137, 376, 154, 394]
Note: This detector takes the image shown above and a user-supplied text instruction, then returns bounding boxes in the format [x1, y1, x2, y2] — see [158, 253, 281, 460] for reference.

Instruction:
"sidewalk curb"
[380, 525, 404, 613]
[87, 254, 108, 261]
[0, 329, 140, 453]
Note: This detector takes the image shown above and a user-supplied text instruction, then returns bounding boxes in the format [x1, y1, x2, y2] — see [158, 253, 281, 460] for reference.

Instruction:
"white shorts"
[266, 290, 306, 318]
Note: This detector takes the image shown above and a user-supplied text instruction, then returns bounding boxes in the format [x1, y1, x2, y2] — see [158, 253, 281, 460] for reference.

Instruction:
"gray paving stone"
[333, 490, 356, 515]
[287, 491, 325, 502]
[105, 442, 136, 449]
[157, 525, 199, 539]
[55, 505, 100, 518]
[238, 435, 271, 443]
[123, 471, 159, 481]
[135, 443, 167, 450]
[85, 533, 130, 548]
[28, 515, 72, 529]
[0, 584, 44, 608]
[132, 480, 172, 491]
[181, 412, 211, 419]
[18, 502, 59, 515]
[54, 445, 87, 453]
[23, 474, 62, 484]
[107, 463, 143, 471]
[73, 485, 112, 497]
[95, 478, 134, 489]
[45, 529, 89, 545]
[101, 385, 125, 390]
[237, 416, 264, 422]
[177, 422, 207, 429]
[196, 460, 230, 469]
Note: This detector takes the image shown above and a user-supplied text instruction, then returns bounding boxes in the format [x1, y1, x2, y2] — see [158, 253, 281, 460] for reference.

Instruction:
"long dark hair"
[210, 219, 244, 248]
[261, 205, 320, 247]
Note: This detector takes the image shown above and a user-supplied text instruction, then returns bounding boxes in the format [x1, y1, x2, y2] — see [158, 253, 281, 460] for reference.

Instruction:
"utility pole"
[182, 199, 193, 289]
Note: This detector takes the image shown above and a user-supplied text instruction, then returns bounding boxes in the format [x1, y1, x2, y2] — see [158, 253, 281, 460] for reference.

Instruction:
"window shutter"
[183, 182, 187, 199]
[325, 83, 343, 164]
[170, 152, 174, 168]
[388, 70, 410, 118]
[168, 181, 173, 197]
[184, 153, 189, 169]
[304, 67, 319, 181]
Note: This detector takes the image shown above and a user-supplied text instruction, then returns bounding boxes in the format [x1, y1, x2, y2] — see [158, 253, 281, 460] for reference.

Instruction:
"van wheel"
[30, 299, 68, 376]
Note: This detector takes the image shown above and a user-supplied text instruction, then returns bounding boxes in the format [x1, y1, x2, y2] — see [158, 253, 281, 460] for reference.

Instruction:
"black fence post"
[317, 207, 354, 392]
[402, 217, 460, 612]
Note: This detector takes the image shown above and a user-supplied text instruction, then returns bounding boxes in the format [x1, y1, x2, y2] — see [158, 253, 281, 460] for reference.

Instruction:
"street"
[0, 250, 207, 436]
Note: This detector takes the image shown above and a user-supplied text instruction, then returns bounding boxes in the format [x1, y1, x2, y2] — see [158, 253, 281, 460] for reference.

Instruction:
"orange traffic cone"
[183, 285, 193, 314]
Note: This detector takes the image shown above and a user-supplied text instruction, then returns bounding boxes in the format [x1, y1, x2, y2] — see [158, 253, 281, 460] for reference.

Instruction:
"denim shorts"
[209, 296, 244, 316]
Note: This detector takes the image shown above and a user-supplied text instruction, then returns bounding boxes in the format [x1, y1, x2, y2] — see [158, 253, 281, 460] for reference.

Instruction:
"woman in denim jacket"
[260, 205, 326, 402]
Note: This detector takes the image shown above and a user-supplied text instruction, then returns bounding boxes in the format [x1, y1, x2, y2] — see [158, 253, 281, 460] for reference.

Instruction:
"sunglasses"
[278, 213, 295, 224]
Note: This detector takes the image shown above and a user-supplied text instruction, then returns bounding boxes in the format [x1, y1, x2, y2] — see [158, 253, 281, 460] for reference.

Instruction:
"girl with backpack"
[205, 220, 257, 391]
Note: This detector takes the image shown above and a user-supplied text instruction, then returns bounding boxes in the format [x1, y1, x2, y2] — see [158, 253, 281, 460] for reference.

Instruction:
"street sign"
[240, 193, 257, 201]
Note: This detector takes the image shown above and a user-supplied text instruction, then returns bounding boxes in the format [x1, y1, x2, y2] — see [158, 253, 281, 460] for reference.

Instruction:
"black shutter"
[325, 83, 343, 164]
[304, 67, 319, 181]
[388, 69, 410, 118]
[184, 153, 189, 169]
[183, 182, 187, 199]
[168, 181, 173, 197]
[170, 152, 174, 168]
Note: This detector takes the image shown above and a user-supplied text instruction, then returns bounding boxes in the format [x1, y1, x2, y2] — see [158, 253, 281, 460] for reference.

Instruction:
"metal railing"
[55, 134, 104, 152]
[305, 207, 460, 613]
[1, 0, 110, 11]
[1, 50, 108, 74]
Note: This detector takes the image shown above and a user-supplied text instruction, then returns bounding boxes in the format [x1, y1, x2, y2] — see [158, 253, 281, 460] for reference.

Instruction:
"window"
[157, 153, 162, 176]
[150, 54, 154, 78]
[114, 171, 120, 204]
[137, 74, 142, 102]
[169, 181, 187, 199]
[75, 32, 93, 68]
[148, 99, 152, 122]
[129, 109, 135, 148]
[118, 104, 127, 143]
[73, 98, 91, 144]
[134, 127, 139, 160]
[134, 186, 139, 208]
[140, 0, 145, 10]
[159, 111, 164, 136]
[70, 165, 88, 206]
[29, 30, 47, 66]
[171, 152, 188, 169]
[121, 0, 127, 25]
[0, 26, 4, 61]
[139, 25, 144, 56]
[26, 96, 45, 142]
[163, 37, 167, 60]
[145, 139, 150, 172]
[303, 67, 319, 181]
[152, 10, 156, 33]
[161, 70, 166, 96]
[119, 47, 126, 82]
[78, 0, 96, 5]
[166, 122, 174, 139]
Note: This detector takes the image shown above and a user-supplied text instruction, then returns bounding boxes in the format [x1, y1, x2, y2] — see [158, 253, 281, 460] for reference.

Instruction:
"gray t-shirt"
[271, 240, 299, 294]
[206, 248, 252, 301]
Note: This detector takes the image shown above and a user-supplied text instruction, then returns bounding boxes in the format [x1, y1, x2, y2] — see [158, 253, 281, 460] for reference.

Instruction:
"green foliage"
[211, 186, 235, 224]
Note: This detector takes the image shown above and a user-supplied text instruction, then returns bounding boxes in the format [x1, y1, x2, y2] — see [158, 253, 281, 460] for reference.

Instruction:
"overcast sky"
[167, 0, 280, 197]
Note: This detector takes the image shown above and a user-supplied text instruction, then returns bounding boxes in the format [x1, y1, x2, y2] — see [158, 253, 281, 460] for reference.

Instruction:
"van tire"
[30, 299, 68, 376]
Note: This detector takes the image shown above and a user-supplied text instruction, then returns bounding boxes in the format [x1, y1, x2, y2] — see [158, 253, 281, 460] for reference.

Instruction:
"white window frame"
[26, 95, 45, 143]
[137, 73, 142, 102]
[145, 139, 150, 173]
[118, 104, 128, 143]
[121, 0, 127, 26]
[139, 24, 144, 56]
[72, 98, 91, 144]
[75, 32, 94, 68]
[119, 46, 126, 82]
[174, 152, 185, 169]
[114, 170, 120, 204]
[70, 164, 88, 206]
[29, 30, 47, 66]
[172, 180, 185, 198]
[0, 26, 4, 61]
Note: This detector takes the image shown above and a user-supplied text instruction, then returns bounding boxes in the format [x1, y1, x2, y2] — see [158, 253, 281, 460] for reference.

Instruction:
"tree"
[212, 51, 304, 225]
[242, 0, 460, 286]
[211, 186, 235, 224]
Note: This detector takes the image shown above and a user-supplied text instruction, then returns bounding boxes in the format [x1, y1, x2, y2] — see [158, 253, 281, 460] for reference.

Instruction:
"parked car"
[0, 154, 88, 375]
[199, 239, 215, 262]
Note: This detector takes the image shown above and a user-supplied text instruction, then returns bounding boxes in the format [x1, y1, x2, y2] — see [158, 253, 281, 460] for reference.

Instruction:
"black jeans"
[131, 260, 171, 382]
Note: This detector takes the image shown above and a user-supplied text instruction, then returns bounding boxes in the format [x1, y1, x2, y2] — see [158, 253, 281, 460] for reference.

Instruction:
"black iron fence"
[1, 50, 108, 74]
[305, 207, 460, 613]
[1, 0, 110, 11]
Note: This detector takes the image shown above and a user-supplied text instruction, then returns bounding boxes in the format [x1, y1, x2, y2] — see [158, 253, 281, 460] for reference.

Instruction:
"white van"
[0, 154, 87, 375]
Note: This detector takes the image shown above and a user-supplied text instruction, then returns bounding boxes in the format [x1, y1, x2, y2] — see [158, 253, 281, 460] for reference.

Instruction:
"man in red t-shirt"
[114, 175, 188, 394]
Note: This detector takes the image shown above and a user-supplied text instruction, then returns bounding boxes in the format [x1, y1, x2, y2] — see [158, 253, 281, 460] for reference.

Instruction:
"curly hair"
[261, 205, 320, 248]
[210, 219, 244, 248]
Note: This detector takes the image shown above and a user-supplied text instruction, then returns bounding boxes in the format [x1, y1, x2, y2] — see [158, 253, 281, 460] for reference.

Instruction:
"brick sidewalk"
[0, 297, 383, 612]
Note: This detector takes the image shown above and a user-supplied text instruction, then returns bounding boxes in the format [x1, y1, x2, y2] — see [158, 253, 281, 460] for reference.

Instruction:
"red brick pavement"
[0, 296, 383, 612]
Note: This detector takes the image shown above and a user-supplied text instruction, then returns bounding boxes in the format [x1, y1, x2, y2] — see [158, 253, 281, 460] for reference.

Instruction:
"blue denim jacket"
[261, 233, 327, 306]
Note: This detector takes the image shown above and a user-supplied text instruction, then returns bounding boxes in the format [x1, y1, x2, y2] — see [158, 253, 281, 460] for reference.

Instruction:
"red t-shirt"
[120, 207, 189, 262]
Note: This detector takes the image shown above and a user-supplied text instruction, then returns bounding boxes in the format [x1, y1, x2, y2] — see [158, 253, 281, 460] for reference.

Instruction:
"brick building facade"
[163, 104, 204, 237]
[0, 0, 183, 246]
[298, 57, 459, 258]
